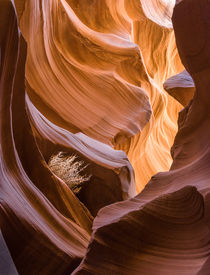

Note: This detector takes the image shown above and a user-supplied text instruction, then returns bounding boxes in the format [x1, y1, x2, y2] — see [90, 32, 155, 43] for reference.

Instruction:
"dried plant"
[48, 152, 91, 193]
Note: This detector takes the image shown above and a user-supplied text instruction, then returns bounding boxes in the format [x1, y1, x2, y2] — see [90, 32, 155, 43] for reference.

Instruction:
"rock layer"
[16, 0, 152, 145]
[1, 0, 210, 274]
[0, 2, 91, 274]
[72, 1, 210, 274]
[164, 70, 195, 106]
[0, 1, 136, 273]
[15, 0, 183, 192]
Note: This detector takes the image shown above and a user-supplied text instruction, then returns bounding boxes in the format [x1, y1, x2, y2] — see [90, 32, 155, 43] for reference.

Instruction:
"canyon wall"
[1, 0, 209, 274]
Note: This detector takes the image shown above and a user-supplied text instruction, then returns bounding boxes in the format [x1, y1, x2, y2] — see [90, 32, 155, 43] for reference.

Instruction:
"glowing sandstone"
[14, 0, 183, 192]
[1, 0, 210, 274]
[15, 0, 152, 145]
[0, 2, 91, 273]
[0, 2, 136, 273]
[73, 1, 210, 274]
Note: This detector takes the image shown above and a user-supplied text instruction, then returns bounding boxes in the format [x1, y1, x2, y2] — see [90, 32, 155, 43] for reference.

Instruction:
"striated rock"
[163, 70, 195, 106]
[26, 93, 136, 200]
[140, 0, 175, 28]
[1, 0, 210, 274]
[15, 0, 152, 146]
[74, 185, 210, 274]
[115, 0, 183, 191]
[48, 151, 123, 217]
[15, 0, 184, 192]
[0, 2, 92, 274]
[73, 147, 210, 274]
[1, 2, 136, 273]
[72, 2, 210, 274]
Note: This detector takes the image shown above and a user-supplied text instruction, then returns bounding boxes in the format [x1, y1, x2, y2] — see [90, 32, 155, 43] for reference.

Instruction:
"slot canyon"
[1, 0, 210, 274]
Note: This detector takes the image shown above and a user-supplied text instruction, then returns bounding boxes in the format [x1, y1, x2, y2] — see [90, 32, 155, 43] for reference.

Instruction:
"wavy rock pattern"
[26, 95, 136, 199]
[113, 0, 183, 191]
[0, 1, 136, 273]
[1, 0, 210, 274]
[0, 2, 93, 274]
[72, 1, 210, 274]
[15, 0, 183, 192]
[164, 70, 195, 106]
[16, 0, 151, 146]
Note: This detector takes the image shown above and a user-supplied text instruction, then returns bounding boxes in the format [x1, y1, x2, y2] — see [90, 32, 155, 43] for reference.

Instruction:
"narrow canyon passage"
[1, 0, 210, 274]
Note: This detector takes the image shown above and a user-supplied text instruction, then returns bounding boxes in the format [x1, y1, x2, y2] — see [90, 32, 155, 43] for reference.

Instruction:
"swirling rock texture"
[14, 0, 184, 192]
[0, 2, 93, 274]
[164, 70, 195, 106]
[1, 0, 210, 274]
[73, 1, 210, 274]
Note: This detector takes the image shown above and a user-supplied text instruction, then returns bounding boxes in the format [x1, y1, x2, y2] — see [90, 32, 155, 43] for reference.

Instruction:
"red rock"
[0, 2, 92, 274]
[163, 70, 195, 106]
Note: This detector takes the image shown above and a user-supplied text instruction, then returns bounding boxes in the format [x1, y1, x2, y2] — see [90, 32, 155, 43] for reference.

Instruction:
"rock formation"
[73, 1, 210, 274]
[0, 2, 92, 274]
[14, 0, 184, 192]
[1, 0, 210, 274]
[164, 70, 195, 106]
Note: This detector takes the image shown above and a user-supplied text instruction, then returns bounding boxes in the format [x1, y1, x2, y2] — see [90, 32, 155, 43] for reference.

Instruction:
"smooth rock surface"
[163, 70, 195, 106]
[1, 0, 210, 274]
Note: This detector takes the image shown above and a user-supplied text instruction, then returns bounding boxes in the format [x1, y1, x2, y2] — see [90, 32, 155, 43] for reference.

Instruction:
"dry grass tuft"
[48, 152, 90, 193]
